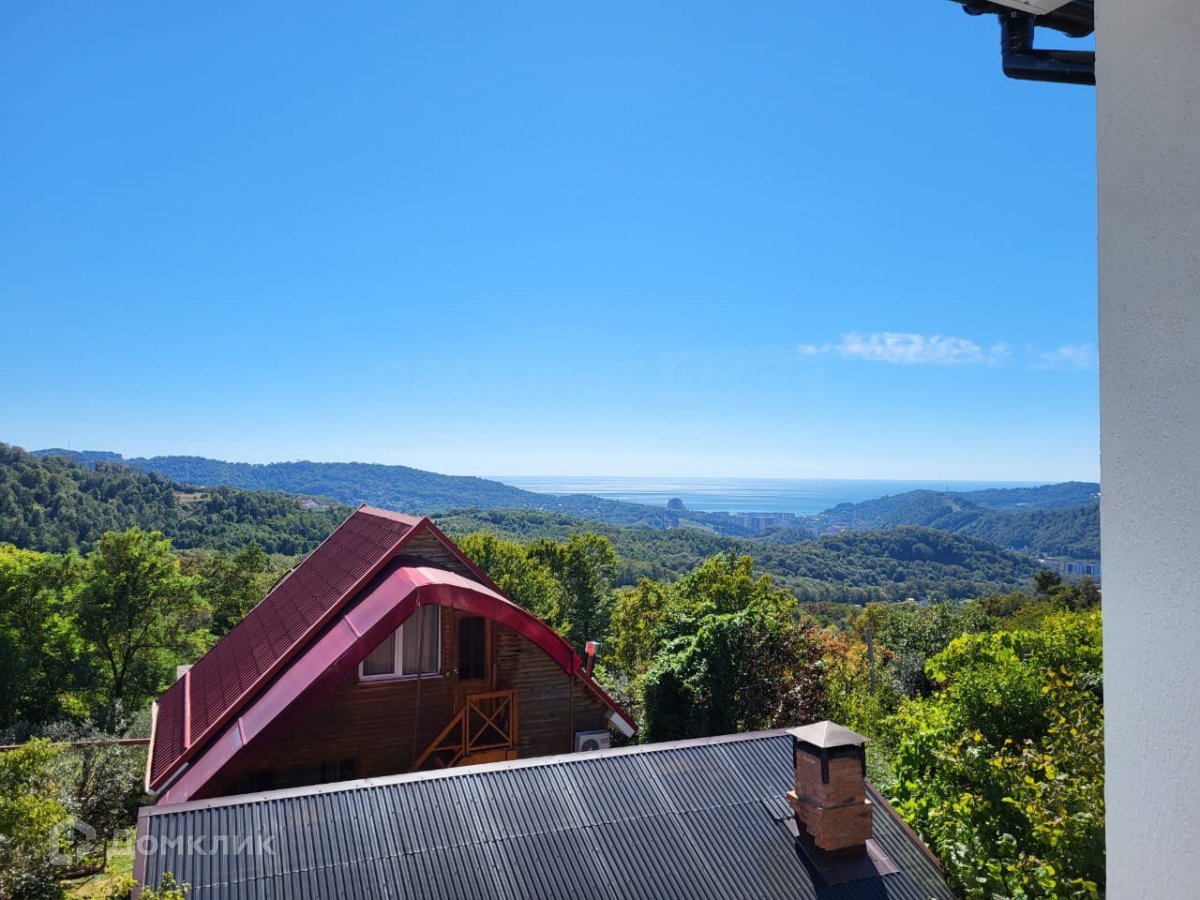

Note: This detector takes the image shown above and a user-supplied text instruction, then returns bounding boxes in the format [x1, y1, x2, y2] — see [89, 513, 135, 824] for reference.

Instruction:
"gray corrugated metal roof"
[137, 731, 956, 900]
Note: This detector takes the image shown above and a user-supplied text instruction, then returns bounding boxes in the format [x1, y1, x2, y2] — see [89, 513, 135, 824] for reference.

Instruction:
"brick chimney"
[785, 721, 872, 854]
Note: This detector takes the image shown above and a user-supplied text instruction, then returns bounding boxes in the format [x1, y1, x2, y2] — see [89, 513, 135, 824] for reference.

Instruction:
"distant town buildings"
[732, 511, 800, 531]
[1039, 557, 1102, 580]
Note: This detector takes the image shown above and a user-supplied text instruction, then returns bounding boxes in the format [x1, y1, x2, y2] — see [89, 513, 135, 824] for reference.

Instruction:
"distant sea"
[493, 477, 1044, 516]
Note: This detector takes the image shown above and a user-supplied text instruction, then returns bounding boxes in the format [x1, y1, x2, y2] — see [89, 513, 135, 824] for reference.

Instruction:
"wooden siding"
[394, 529, 480, 580]
[494, 623, 609, 757]
[221, 614, 608, 796]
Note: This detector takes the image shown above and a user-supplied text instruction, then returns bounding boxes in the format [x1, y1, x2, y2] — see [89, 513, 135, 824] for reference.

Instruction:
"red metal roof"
[148, 506, 636, 795]
[149, 507, 422, 789]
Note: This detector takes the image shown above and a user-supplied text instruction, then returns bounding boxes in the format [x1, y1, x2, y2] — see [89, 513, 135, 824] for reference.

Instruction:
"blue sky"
[0, 2, 1097, 481]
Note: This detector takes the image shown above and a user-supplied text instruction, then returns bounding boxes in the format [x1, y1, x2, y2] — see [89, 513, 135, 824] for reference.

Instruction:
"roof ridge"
[356, 505, 425, 524]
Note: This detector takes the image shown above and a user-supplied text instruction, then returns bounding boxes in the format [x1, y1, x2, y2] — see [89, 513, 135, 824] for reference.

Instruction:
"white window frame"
[358, 606, 442, 683]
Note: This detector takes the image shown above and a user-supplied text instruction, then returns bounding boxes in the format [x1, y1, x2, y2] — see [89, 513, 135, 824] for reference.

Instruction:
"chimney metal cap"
[787, 721, 869, 749]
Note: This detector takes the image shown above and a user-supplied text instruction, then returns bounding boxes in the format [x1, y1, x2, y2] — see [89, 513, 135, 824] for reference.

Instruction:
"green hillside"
[4, 447, 1038, 604]
[807, 488, 1100, 560]
[436, 509, 1041, 604]
[1, 444, 348, 555]
[33, 450, 786, 537]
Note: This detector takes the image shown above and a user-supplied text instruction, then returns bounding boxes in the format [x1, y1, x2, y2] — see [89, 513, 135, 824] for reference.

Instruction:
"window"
[359, 606, 440, 681]
[458, 616, 486, 680]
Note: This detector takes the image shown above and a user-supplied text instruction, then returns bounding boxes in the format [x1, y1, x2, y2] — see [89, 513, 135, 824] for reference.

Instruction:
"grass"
[63, 843, 134, 900]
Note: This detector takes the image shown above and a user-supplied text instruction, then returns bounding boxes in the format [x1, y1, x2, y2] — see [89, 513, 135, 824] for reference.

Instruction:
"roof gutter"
[952, 0, 1095, 86]
[999, 12, 1095, 85]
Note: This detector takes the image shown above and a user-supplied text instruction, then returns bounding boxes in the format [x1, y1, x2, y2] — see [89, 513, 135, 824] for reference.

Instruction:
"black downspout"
[999, 13, 1095, 85]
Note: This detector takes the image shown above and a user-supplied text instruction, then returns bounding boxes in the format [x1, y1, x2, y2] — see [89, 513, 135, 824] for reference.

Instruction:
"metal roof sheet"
[137, 731, 956, 900]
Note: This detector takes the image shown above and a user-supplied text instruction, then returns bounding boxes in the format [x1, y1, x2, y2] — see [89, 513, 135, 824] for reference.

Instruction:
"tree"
[641, 605, 827, 742]
[0, 546, 83, 728]
[71, 530, 209, 728]
[45, 722, 147, 867]
[610, 579, 669, 677]
[861, 601, 963, 698]
[186, 543, 272, 636]
[455, 533, 564, 624]
[625, 552, 827, 742]
[526, 533, 619, 652]
[1035, 569, 1064, 595]
[886, 611, 1104, 900]
[0, 739, 69, 900]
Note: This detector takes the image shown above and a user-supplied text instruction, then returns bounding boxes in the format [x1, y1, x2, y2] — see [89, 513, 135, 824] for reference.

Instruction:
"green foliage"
[71, 531, 209, 727]
[621, 553, 828, 742]
[610, 580, 669, 678]
[0, 739, 69, 900]
[0, 445, 347, 556]
[452, 531, 620, 656]
[1, 532, 262, 735]
[45, 724, 147, 860]
[0, 547, 83, 726]
[807, 485, 1100, 561]
[0, 729, 149, 899]
[98, 872, 189, 900]
[137, 874, 189, 900]
[526, 533, 619, 652]
[861, 602, 964, 697]
[454, 533, 563, 624]
[440, 510, 1042, 603]
[641, 605, 827, 742]
[885, 612, 1104, 900]
[181, 544, 274, 637]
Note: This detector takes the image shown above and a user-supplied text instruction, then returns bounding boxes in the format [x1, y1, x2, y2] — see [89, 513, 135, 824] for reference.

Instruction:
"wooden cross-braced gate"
[411, 689, 519, 771]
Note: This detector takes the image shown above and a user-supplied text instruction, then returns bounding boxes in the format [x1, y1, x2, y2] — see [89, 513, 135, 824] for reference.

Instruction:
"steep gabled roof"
[147, 506, 634, 794]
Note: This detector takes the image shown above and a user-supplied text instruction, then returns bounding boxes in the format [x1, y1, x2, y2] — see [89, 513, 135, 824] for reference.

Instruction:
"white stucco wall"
[1097, 1, 1200, 895]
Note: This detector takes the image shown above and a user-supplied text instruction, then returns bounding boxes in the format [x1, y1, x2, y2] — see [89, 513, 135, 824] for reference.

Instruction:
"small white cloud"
[1031, 343, 1097, 370]
[834, 331, 1007, 366]
[798, 332, 1090, 370]
[797, 342, 832, 356]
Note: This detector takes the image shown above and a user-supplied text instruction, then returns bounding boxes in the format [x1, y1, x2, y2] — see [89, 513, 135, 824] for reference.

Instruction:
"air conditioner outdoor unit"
[574, 730, 610, 753]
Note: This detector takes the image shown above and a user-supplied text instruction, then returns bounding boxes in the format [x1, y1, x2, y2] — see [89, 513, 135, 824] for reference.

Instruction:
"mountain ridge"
[30, 448, 1098, 559]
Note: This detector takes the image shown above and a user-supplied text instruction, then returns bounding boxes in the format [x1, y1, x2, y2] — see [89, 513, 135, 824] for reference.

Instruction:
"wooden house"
[144, 507, 636, 804]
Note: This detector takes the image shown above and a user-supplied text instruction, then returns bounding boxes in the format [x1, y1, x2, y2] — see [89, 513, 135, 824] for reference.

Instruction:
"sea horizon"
[491, 476, 1049, 516]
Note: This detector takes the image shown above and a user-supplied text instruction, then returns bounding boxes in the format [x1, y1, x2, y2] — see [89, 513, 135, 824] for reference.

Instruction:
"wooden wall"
[220, 615, 611, 796]
[494, 624, 610, 758]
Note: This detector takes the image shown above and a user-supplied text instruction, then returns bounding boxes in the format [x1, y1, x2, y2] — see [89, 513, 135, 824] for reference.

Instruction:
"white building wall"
[1098, 1, 1200, 895]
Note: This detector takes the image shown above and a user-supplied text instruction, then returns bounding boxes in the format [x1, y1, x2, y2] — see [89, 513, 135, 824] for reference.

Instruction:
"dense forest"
[1, 444, 349, 555]
[437, 508, 1042, 602]
[808, 488, 1100, 560]
[7, 448, 1042, 603]
[34, 449, 772, 535]
[30, 448, 1101, 561]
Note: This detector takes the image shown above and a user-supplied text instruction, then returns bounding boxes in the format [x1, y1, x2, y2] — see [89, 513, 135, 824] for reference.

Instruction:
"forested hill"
[5, 446, 1040, 604]
[33, 450, 785, 536]
[436, 509, 1042, 604]
[807, 486, 1100, 560]
[1, 444, 349, 554]
[951, 481, 1099, 513]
